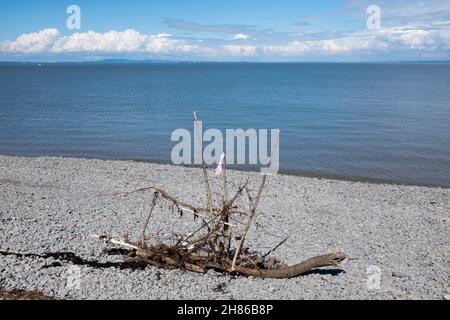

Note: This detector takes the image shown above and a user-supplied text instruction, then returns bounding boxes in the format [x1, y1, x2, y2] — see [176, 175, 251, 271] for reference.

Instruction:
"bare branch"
[140, 191, 159, 247]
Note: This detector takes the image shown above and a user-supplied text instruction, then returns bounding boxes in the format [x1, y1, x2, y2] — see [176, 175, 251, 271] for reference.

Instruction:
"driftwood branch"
[119, 186, 239, 229]
[140, 191, 159, 247]
[231, 154, 269, 270]
[194, 111, 214, 220]
[231, 187, 256, 271]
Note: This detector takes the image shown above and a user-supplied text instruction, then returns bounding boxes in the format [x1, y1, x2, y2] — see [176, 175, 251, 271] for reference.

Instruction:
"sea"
[0, 62, 449, 187]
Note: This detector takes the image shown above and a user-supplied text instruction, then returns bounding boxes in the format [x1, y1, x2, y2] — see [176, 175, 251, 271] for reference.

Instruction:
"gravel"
[0, 155, 449, 300]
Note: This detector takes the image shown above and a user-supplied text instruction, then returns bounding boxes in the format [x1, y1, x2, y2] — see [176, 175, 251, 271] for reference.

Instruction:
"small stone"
[444, 294, 450, 301]
[206, 269, 216, 276]
[392, 272, 407, 278]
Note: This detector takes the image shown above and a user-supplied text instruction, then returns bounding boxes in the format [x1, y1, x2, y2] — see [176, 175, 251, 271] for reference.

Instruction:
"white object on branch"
[91, 234, 138, 250]
[215, 153, 225, 176]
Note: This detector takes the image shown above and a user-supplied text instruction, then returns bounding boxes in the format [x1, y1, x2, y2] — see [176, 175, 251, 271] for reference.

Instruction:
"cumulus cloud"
[373, 27, 450, 50]
[257, 27, 449, 57]
[53, 30, 198, 54]
[0, 26, 449, 59]
[0, 29, 197, 55]
[0, 28, 60, 53]
[262, 40, 349, 56]
[52, 29, 146, 53]
[233, 33, 250, 40]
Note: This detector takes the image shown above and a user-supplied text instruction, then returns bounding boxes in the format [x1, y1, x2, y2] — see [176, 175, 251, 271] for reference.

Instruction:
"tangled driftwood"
[95, 234, 346, 279]
[94, 113, 347, 279]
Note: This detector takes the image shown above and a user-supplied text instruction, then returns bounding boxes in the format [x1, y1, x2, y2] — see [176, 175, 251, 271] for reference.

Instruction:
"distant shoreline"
[1, 153, 448, 189]
[1, 60, 450, 65]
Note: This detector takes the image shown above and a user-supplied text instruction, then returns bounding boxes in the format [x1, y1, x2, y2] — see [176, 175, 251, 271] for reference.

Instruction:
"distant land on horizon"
[1, 59, 450, 65]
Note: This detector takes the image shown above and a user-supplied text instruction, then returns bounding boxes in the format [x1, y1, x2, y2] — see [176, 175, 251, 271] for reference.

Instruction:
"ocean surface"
[0, 62, 449, 187]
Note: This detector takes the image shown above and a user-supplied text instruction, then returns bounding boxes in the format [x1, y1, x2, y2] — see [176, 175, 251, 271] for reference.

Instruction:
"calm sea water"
[0, 62, 449, 187]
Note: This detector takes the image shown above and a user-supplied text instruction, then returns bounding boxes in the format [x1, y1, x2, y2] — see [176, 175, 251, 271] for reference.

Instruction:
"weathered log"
[234, 252, 347, 278]
[135, 250, 347, 279]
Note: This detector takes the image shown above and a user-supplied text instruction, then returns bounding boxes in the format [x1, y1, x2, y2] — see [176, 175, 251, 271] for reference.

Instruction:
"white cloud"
[1, 26, 449, 59]
[260, 26, 450, 57]
[144, 33, 197, 54]
[52, 30, 199, 54]
[233, 33, 250, 40]
[0, 28, 60, 53]
[261, 39, 350, 56]
[52, 29, 145, 53]
[372, 27, 450, 50]
[0, 29, 197, 55]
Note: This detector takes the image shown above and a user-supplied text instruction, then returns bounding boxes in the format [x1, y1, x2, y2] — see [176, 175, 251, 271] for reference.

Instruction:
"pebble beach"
[0, 155, 449, 300]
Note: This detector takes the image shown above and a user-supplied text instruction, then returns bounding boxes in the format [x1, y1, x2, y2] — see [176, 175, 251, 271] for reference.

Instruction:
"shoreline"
[0, 155, 449, 300]
[1, 153, 448, 189]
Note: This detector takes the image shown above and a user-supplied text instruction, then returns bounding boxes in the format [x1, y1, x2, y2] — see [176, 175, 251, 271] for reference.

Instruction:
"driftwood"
[234, 253, 347, 278]
[94, 233, 347, 279]
[94, 112, 347, 279]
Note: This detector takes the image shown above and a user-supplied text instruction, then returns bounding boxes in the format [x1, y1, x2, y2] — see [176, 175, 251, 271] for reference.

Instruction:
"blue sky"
[1, 0, 449, 61]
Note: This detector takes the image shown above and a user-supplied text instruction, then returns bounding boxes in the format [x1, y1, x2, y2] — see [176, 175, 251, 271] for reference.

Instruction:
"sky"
[0, 0, 449, 62]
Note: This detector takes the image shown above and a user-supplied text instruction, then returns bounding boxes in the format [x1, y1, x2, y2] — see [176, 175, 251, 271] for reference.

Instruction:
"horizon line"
[1, 59, 450, 64]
